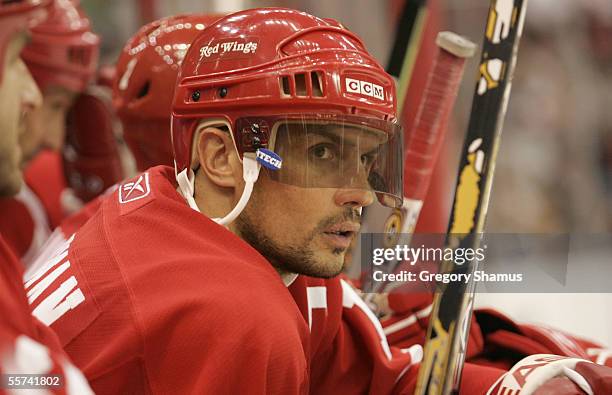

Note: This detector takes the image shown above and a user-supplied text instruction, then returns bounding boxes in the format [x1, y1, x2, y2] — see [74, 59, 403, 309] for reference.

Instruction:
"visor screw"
[251, 123, 260, 134]
[191, 90, 200, 102]
[219, 87, 228, 98]
[252, 136, 261, 148]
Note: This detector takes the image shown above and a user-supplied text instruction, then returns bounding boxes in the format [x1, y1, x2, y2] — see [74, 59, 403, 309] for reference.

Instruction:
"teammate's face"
[235, 170, 374, 278]
[0, 32, 43, 197]
[21, 86, 76, 163]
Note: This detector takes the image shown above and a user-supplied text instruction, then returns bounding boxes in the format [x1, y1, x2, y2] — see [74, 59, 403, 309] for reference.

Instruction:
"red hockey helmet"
[21, 0, 99, 93]
[113, 13, 223, 171]
[172, 8, 403, 222]
[0, 0, 51, 82]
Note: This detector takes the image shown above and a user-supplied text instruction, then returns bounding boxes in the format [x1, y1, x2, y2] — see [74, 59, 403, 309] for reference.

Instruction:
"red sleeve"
[291, 276, 505, 394]
[0, 236, 92, 394]
[381, 288, 484, 359]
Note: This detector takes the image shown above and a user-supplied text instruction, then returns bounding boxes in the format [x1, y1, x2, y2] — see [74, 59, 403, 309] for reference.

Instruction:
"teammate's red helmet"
[113, 13, 223, 171]
[172, 8, 403, 208]
[0, 0, 51, 82]
[21, 0, 99, 93]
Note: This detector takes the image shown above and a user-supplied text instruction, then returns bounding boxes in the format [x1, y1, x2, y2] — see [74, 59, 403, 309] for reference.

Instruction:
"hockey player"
[45, 13, 223, 241]
[20, 0, 99, 163]
[28, 8, 612, 394]
[26, 11, 310, 394]
[0, 1, 92, 393]
[0, 0, 100, 266]
[112, 14, 227, 171]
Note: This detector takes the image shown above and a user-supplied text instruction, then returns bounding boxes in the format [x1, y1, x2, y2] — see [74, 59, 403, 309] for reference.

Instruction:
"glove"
[488, 354, 612, 395]
[472, 308, 612, 369]
[63, 85, 124, 203]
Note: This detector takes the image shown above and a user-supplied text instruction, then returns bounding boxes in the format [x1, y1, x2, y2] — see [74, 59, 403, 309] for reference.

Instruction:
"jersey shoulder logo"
[119, 172, 150, 204]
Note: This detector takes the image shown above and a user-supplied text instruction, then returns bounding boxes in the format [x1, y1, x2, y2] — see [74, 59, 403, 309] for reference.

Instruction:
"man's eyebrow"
[309, 128, 344, 145]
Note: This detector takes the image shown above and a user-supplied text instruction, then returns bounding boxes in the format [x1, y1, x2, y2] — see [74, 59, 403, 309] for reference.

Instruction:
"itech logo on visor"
[256, 149, 282, 170]
[345, 77, 385, 101]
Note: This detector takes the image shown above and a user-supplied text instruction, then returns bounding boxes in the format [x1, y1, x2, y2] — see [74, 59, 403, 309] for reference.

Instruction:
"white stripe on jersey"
[341, 279, 392, 361]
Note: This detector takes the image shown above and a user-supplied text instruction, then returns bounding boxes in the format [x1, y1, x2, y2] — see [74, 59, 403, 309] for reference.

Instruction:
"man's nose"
[334, 187, 375, 209]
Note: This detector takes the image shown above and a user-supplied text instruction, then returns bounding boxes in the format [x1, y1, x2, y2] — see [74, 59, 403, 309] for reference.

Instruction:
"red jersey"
[289, 275, 504, 394]
[25, 166, 310, 394]
[0, 236, 92, 394]
[31, 166, 507, 394]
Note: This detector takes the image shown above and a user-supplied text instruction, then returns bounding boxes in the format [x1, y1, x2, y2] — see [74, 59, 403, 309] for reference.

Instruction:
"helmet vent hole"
[280, 76, 291, 97]
[137, 81, 151, 99]
[295, 73, 307, 97]
[311, 71, 324, 97]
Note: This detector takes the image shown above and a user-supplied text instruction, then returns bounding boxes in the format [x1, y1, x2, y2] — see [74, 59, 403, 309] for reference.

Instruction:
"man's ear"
[196, 127, 242, 188]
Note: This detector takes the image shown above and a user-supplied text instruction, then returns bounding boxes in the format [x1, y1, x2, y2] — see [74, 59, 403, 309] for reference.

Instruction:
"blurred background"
[79, 0, 612, 344]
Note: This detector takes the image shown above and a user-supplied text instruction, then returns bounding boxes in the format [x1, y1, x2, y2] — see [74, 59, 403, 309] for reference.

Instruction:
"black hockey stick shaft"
[415, 1, 529, 394]
[387, 0, 427, 80]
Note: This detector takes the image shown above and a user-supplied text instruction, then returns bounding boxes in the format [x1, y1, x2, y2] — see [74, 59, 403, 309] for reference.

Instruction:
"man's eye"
[310, 144, 336, 160]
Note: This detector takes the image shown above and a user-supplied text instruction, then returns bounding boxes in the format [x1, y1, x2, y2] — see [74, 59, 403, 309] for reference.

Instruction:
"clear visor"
[237, 115, 403, 208]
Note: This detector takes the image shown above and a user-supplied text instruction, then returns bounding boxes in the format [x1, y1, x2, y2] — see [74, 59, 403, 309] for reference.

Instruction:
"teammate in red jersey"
[20, 0, 99, 163]
[0, 1, 92, 393]
[29, 8, 612, 395]
[0, 0, 100, 266]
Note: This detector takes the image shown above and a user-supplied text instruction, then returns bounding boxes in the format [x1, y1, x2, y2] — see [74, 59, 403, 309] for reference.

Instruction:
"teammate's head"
[113, 13, 222, 171]
[0, 0, 49, 196]
[20, 0, 99, 163]
[172, 8, 403, 278]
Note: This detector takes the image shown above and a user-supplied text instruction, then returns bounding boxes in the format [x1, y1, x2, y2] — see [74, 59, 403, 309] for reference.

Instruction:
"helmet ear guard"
[175, 118, 261, 226]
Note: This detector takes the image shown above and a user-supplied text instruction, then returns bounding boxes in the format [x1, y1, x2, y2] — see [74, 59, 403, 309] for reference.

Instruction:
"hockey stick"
[354, 0, 429, 285]
[388, 0, 428, 110]
[414, 1, 529, 394]
[362, 31, 476, 297]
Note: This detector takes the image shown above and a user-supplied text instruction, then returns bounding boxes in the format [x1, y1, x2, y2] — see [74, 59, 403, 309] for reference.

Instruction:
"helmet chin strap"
[176, 152, 261, 227]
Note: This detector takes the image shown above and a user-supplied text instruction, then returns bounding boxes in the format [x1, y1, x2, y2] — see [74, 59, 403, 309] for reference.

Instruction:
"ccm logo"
[345, 78, 385, 101]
